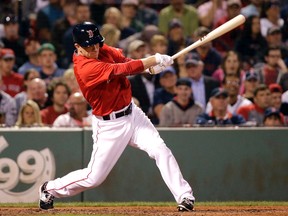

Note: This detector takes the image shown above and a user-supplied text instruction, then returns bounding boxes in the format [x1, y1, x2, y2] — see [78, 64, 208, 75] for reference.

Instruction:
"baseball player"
[39, 22, 195, 212]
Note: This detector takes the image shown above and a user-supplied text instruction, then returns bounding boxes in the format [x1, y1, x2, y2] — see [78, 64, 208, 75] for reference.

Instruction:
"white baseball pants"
[46, 102, 194, 203]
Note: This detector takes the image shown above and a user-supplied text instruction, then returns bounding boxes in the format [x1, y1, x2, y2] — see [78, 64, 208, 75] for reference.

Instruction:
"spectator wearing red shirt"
[213, 0, 243, 56]
[254, 46, 288, 87]
[41, 80, 70, 126]
[0, 48, 24, 97]
[237, 84, 271, 126]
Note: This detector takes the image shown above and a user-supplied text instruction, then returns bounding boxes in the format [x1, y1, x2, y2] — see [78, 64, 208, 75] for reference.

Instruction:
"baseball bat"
[172, 14, 246, 60]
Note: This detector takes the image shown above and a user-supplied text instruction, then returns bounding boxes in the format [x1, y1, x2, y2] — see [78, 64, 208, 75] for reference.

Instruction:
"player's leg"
[39, 116, 133, 209]
[128, 104, 195, 211]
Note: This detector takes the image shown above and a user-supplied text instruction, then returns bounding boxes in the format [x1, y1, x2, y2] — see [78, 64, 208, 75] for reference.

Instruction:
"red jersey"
[73, 44, 144, 116]
[1, 72, 24, 97]
[41, 106, 68, 125]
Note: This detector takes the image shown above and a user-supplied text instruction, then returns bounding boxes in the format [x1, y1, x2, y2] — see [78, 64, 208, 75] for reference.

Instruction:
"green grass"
[0, 201, 288, 207]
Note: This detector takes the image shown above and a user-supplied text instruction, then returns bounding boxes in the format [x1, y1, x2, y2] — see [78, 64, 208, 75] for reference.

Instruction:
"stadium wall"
[0, 128, 287, 203]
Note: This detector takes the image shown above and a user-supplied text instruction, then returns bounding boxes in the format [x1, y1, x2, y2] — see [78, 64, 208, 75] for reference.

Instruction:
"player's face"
[77, 43, 100, 59]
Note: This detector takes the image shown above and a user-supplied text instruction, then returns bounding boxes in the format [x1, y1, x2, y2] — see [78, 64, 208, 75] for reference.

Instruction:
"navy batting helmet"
[72, 22, 104, 47]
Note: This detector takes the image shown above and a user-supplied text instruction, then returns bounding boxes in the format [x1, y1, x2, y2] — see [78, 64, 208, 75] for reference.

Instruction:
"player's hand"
[155, 53, 174, 67]
[148, 64, 166, 75]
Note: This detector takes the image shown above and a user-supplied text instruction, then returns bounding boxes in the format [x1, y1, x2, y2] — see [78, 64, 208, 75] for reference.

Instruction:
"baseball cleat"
[39, 181, 54, 210]
[177, 198, 195, 212]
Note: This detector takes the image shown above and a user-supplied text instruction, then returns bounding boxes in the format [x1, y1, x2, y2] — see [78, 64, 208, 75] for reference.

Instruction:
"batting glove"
[155, 53, 174, 67]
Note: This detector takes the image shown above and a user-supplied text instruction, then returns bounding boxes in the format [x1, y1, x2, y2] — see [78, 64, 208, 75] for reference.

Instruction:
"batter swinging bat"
[172, 14, 246, 60]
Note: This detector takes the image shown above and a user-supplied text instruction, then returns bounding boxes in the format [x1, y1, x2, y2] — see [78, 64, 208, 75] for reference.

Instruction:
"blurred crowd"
[0, 0, 288, 128]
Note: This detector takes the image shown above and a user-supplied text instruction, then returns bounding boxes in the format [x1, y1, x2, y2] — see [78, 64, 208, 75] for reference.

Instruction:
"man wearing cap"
[214, 0, 243, 55]
[153, 66, 177, 122]
[243, 70, 260, 103]
[196, 87, 245, 126]
[263, 107, 284, 126]
[0, 48, 24, 97]
[18, 38, 42, 75]
[1, 14, 26, 68]
[184, 55, 220, 109]
[159, 78, 203, 127]
[206, 74, 252, 114]
[269, 83, 283, 110]
[0, 74, 17, 126]
[127, 40, 146, 59]
[158, 0, 198, 37]
[189, 26, 222, 77]
[237, 84, 271, 125]
[265, 26, 288, 65]
[38, 43, 65, 85]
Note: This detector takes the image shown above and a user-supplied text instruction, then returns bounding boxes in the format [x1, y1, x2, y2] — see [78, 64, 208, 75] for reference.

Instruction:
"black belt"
[102, 103, 132, 120]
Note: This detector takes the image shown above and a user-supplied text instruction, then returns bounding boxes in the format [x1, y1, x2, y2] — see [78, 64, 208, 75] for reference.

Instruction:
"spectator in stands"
[242, 70, 260, 103]
[265, 26, 288, 66]
[149, 34, 168, 56]
[100, 24, 121, 47]
[153, 66, 177, 122]
[254, 46, 288, 87]
[0, 48, 24, 97]
[127, 40, 147, 59]
[63, 68, 79, 94]
[90, 0, 107, 26]
[15, 99, 43, 127]
[213, 0, 243, 56]
[206, 75, 252, 114]
[269, 83, 283, 110]
[234, 15, 267, 69]
[1, 14, 27, 69]
[237, 84, 271, 125]
[136, 0, 159, 26]
[62, 2, 92, 67]
[129, 41, 158, 123]
[196, 87, 246, 126]
[14, 68, 40, 114]
[37, 43, 65, 85]
[28, 78, 50, 110]
[159, 78, 203, 127]
[241, 0, 264, 18]
[120, 0, 144, 36]
[0, 74, 17, 126]
[188, 26, 222, 77]
[53, 91, 92, 127]
[197, 0, 227, 29]
[263, 107, 284, 126]
[158, 0, 199, 37]
[36, 0, 64, 42]
[212, 50, 245, 87]
[260, 0, 284, 37]
[41, 80, 70, 126]
[118, 25, 160, 55]
[51, 0, 78, 68]
[166, 18, 192, 57]
[103, 7, 135, 41]
[18, 37, 41, 75]
[185, 56, 220, 109]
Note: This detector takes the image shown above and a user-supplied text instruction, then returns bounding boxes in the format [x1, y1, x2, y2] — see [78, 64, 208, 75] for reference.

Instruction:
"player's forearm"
[141, 56, 157, 70]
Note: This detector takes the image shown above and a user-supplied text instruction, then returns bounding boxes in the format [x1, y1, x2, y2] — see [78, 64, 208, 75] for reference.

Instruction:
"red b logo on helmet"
[86, 30, 94, 38]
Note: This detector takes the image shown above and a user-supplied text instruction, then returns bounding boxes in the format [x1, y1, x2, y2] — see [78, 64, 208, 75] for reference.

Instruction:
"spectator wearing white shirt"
[53, 92, 92, 127]
[206, 75, 252, 114]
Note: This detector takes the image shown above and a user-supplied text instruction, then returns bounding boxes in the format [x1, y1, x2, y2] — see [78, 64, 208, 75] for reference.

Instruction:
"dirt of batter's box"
[1, 206, 288, 216]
